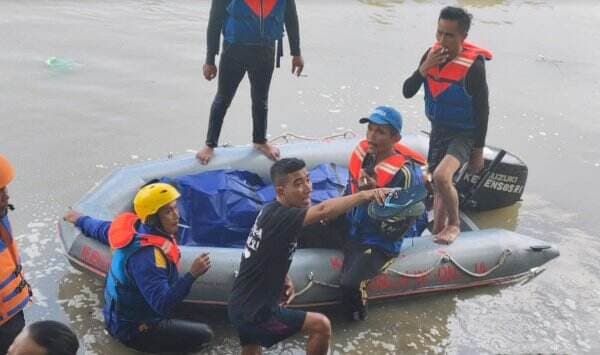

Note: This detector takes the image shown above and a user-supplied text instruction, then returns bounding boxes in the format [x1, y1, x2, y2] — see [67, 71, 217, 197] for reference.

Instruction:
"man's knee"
[212, 93, 235, 108]
[195, 323, 214, 343]
[304, 313, 331, 338]
[315, 314, 332, 338]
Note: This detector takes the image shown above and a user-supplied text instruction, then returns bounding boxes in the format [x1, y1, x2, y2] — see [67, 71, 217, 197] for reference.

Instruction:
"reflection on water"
[357, 0, 404, 26]
[357, 0, 404, 8]
[447, 195, 600, 353]
[468, 203, 521, 231]
[58, 272, 115, 354]
[457, 0, 506, 8]
[359, 0, 511, 8]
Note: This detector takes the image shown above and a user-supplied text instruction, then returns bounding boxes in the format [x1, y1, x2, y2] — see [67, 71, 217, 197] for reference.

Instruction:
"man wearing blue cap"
[341, 106, 428, 320]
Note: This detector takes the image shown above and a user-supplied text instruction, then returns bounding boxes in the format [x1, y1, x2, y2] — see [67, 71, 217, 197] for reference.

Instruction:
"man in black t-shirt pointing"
[228, 158, 391, 355]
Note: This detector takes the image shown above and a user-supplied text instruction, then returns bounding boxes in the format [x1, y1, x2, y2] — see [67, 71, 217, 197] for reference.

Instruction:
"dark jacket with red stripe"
[206, 0, 301, 65]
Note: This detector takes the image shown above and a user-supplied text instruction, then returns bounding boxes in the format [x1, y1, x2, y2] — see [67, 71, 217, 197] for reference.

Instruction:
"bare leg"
[196, 145, 215, 165]
[241, 344, 262, 355]
[301, 312, 331, 355]
[432, 155, 461, 244]
[431, 190, 447, 234]
[253, 143, 280, 161]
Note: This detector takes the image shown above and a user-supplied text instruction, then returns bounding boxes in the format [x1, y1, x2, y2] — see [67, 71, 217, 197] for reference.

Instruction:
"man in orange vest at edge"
[63, 182, 213, 353]
[403, 6, 492, 245]
[0, 154, 32, 354]
[341, 106, 428, 321]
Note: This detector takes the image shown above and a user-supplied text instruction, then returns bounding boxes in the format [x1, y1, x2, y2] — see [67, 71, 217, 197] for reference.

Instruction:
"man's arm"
[129, 248, 196, 316]
[402, 51, 429, 98]
[303, 188, 389, 226]
[465, 59, 489, 172]
[205, 0, 229, 65]
[466, 59, 489, 149]
[284, 0, 301, 56]
[64, 211, 110, 245]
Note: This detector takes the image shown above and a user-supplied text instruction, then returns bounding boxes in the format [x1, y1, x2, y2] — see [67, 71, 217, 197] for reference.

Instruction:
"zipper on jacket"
[259, 0, 264, 42]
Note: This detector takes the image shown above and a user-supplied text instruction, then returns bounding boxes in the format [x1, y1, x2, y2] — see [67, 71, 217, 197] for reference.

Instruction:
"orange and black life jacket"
[0, 214, 31, 325]
[349, 140, 427, 193]
[424, 42, 493, 130]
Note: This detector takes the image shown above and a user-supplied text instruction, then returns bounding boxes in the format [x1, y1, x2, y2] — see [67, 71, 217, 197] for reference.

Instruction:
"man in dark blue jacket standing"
[64, 183, 213, 353]
[197, 0, 304, 165]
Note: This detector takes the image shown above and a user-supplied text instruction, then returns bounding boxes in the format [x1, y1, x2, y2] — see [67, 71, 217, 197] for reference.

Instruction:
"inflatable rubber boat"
[58, 134, 558, 307]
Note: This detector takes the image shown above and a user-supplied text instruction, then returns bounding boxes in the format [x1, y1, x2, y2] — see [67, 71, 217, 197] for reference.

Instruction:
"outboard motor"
[456, 146, 528, 211]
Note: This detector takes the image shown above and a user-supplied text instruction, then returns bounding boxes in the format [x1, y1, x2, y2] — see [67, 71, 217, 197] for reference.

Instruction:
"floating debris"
[46, 57, 79, 71]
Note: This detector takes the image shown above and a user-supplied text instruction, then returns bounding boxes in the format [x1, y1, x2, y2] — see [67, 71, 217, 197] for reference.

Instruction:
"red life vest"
[108, 213, 181, 266]
[426, 41, 493, 99]
[349, 140, 427, 193]
[0, 216, 31, 325]
[244, 0, 279, 18]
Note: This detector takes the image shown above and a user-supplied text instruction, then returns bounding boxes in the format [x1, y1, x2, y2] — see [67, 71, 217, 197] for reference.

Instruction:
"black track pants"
[205, 43, 275, 148]
[126, 318, 213, 354]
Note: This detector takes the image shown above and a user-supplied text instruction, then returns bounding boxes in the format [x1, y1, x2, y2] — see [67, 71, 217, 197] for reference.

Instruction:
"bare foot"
[431, 220, 444, 235]
[254, 143, 280, 161]
[196, 146, 214, 165]
[434, 225, 460, 245]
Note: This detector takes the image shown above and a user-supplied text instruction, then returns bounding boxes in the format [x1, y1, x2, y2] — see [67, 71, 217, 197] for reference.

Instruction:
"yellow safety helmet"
[133, 183, 181, 223]
[0, 154, 15, 189]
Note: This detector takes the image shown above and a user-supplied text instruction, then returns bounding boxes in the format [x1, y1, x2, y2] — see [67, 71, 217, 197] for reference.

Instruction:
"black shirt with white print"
[228, 201, 307, 323]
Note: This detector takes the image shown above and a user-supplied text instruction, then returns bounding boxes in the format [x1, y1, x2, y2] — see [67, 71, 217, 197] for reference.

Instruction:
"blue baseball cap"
[359, 106, 403, 134]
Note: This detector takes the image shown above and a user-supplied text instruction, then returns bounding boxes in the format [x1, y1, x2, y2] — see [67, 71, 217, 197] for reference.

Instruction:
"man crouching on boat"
[228, 158, 392, 355]
[341, 106, 428, 321]
[63, 183, 213, 353]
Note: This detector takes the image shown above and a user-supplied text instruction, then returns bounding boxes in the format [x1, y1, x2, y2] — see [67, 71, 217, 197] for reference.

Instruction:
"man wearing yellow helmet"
[0, 154, 32, 354]
[63, 182, 213, 353]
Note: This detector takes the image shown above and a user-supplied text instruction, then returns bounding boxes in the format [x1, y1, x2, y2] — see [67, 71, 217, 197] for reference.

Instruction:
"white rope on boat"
[294, 272, 342, 297]
[268, 130, 357, 144]
[294, 272, 315, 297]
[313, 280, 341, 288]
[387, 249, 512, 279]
[448, 249, 512, 278]
[295, 249, 512, 297]
[386, 254, 449, 278]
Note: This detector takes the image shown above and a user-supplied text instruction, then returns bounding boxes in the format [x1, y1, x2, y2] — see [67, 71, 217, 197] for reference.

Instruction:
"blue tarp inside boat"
[164, 163, 348, 247]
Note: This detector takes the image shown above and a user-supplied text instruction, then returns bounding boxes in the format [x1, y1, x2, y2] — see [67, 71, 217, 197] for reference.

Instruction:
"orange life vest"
[349, 140, 427, 193]
[108, 213, 181, 266]
[0, 215, 31, 325]
[425, 41, 493, 99]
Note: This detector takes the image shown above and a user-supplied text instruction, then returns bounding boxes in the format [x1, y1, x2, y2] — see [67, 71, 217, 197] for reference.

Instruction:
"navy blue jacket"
[75, 216, 195, 342]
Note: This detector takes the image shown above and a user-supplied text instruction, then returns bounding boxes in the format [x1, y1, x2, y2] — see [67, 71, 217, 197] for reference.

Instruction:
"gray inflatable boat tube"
[58, 135, 559, 307]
